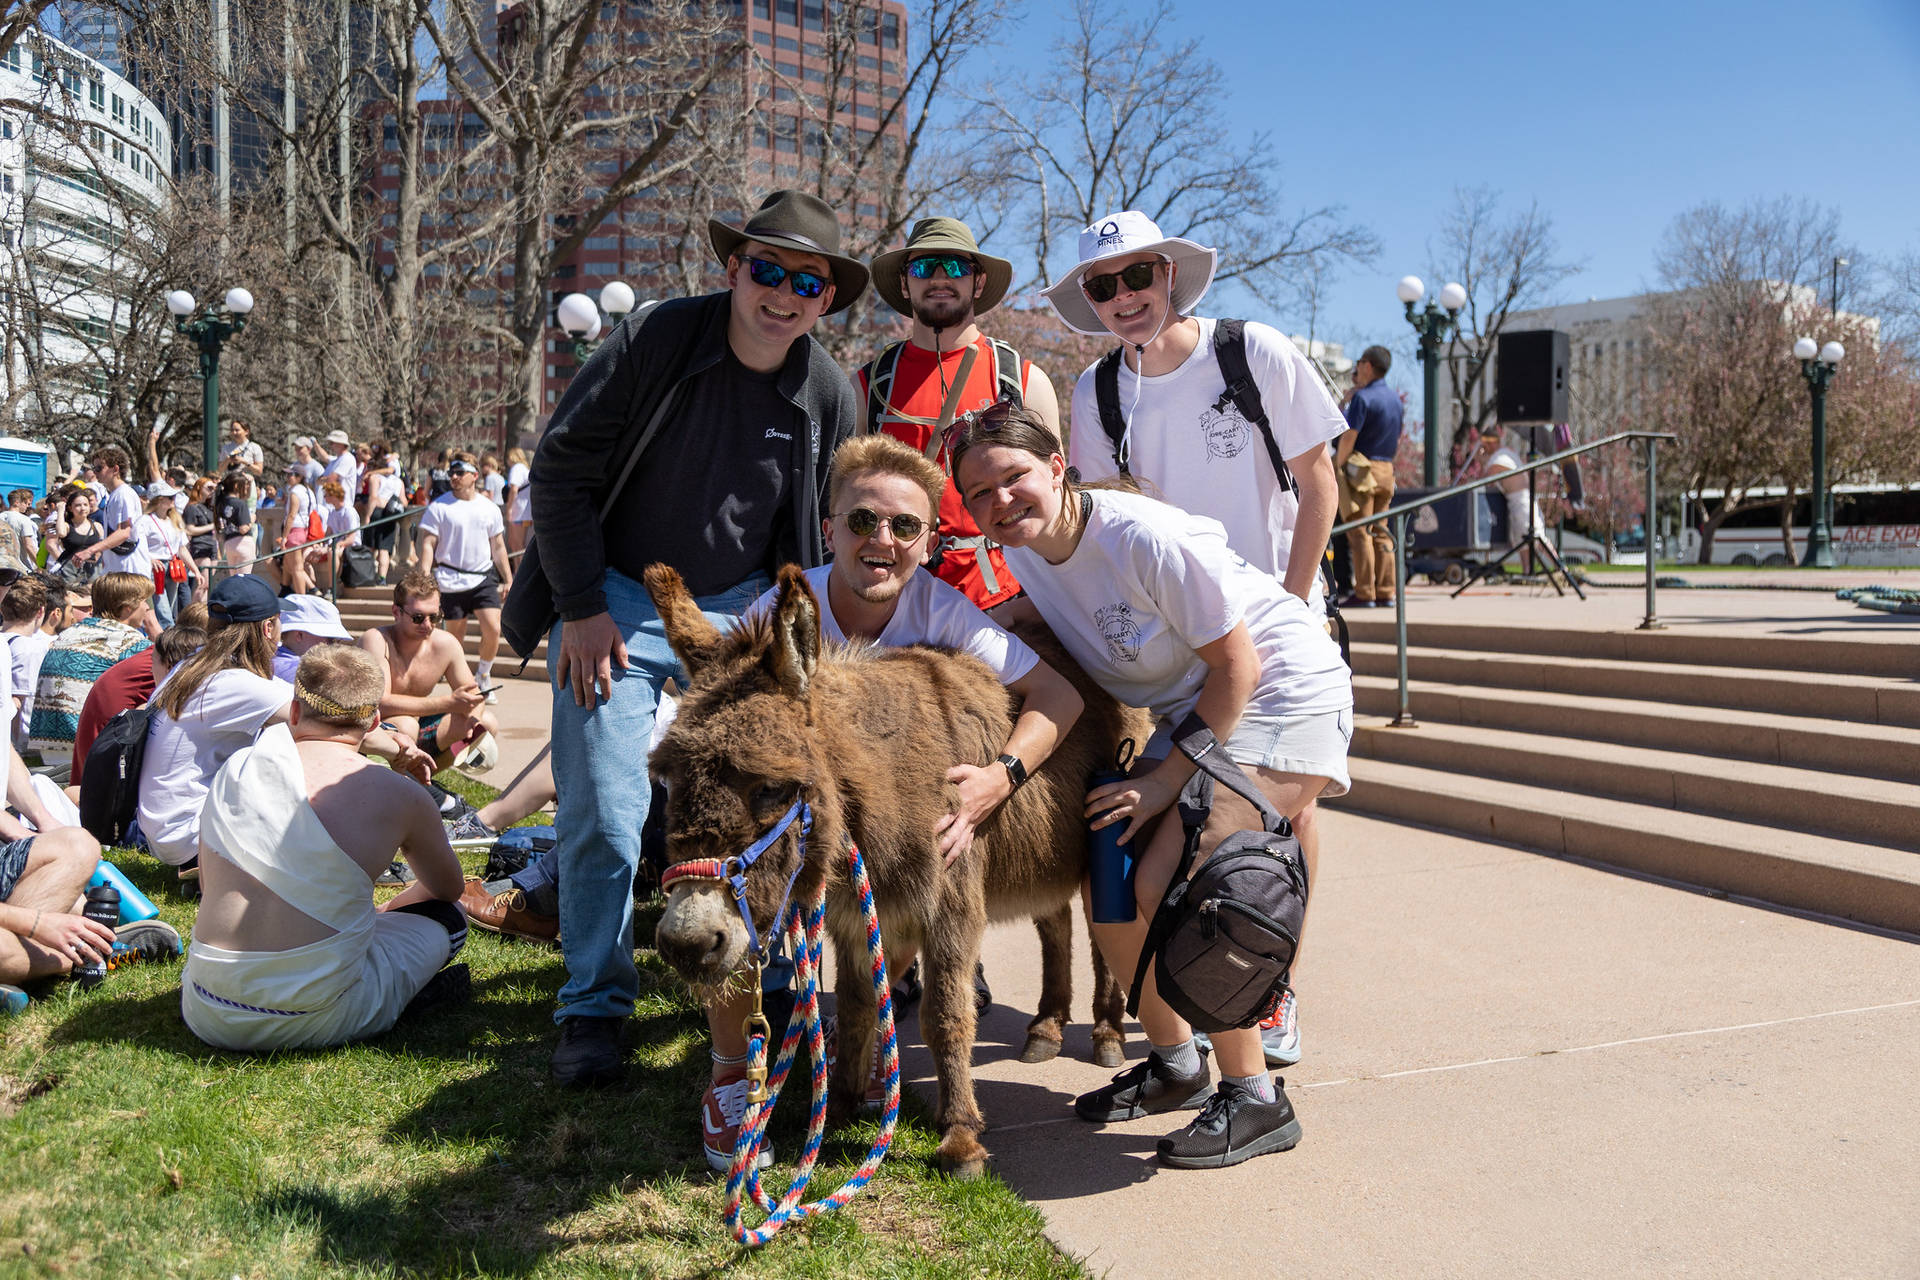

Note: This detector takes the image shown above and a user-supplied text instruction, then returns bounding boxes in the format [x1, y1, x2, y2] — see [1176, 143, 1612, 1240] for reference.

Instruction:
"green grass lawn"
[0, 775, 1084, 1279]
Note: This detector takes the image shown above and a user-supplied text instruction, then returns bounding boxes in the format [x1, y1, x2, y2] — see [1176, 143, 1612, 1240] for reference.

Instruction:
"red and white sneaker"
[1259, 990, 1300, 1068]
[701, 1068, 774, 1174]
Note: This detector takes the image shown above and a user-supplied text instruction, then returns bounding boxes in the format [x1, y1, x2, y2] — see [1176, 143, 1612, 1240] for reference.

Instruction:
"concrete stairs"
[332, 586, 549, 683]
[1329, 615, 1920, 934]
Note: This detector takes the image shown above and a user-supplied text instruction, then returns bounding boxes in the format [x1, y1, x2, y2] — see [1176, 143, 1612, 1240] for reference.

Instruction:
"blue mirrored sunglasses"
[906, 255, 976, 280]
[745, 256, 828, 299]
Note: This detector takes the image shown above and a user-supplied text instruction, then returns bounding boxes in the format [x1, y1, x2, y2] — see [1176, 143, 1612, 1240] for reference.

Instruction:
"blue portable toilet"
[0, 438, 52, 501]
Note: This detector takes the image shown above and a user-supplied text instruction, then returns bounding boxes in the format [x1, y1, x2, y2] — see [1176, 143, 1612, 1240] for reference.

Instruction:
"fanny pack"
[1127, 713, 1309, 1035]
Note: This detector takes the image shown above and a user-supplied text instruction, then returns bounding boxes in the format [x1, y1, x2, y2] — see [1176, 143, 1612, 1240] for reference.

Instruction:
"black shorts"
[440, 571, 501, 619]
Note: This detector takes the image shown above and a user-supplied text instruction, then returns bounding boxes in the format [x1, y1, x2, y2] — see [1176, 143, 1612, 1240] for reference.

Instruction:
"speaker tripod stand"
[1452, 442, 1586, 599]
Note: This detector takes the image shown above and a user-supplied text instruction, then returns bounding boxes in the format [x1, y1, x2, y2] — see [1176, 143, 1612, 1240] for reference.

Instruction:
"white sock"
[1152, 1037, 1202, 1077]
[1226, 1072, 1276, 1103]
[476, 660, 493, 683]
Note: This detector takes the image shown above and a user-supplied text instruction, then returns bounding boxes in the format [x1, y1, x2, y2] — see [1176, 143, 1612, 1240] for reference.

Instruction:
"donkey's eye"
[752, 782, 794, 815]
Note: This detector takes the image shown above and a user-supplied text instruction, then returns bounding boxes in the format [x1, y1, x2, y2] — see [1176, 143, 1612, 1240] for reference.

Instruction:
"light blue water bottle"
[1087, 740, 1139, 924]
[88, 861, 160, 924]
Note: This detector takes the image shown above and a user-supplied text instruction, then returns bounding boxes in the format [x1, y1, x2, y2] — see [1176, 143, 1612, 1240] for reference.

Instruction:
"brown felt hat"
[708, 190, 869, 315]
[869, 218, 1014, 318]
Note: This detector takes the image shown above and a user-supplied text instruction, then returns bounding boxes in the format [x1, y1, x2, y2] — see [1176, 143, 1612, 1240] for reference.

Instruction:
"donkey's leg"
[827, 931, 877, 1128]
[1084, 889, 1128, 1068]
[921, 908, 989, 1178]
[1019, 903, 1074, 1064]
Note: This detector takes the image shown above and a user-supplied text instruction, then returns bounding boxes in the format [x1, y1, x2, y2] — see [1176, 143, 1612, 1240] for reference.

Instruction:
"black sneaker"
[1073, 1048, 1214, 1123]
[973, 960, 991, 1014]
[375, 859, 415, 887]
[1155, 1077, 1302, 1169]
[552, 1015, 626, 1089]
[893, 959, 923, 1008]
[398, 963, 472, 1022]
[108, 920, 183, 968]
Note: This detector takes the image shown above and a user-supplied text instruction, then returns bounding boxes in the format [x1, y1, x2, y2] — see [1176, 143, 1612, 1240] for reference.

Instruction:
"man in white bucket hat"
[1045, 210, 1348, 1073]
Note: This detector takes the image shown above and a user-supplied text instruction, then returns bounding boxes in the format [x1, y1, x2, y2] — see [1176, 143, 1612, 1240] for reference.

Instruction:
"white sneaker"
[1260, 990, 1300, 1068]
[483, 686, 499, 705]
[457, 731, 499, 774]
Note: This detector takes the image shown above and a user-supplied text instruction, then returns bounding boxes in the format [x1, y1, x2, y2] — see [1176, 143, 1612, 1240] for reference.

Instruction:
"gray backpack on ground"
[1127, 714, 1309, 1034]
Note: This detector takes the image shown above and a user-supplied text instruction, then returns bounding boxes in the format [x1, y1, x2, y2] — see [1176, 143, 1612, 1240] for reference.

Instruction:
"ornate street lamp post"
[166, 286, 255, 473]
[1397, 275, 1468, 486]
[1792, 336, 1845, 569]
[555, 281, 636, 362]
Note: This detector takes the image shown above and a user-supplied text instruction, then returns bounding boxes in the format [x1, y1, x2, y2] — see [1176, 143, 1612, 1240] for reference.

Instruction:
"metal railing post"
[1639, 436, 1665, 631]
[1390, 511, 1415, 727]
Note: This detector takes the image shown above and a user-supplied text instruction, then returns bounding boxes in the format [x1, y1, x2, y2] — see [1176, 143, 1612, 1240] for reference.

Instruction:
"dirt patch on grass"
[0, 1072, 59, 1118]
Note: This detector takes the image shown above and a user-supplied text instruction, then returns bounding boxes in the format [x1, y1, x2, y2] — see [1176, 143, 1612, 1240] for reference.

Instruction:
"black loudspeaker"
[1496, 329, 1570, 423]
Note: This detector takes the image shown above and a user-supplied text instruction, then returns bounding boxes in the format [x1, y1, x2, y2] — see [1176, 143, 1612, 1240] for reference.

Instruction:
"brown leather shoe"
[459, 877, 559, 944]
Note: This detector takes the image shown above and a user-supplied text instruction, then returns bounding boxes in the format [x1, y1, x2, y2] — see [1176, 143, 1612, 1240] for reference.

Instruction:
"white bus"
[1680, 484, 1920, 566]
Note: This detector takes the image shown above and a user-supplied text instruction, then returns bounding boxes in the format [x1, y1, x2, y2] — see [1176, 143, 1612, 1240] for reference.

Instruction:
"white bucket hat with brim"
[1042, 211, 1218, 337]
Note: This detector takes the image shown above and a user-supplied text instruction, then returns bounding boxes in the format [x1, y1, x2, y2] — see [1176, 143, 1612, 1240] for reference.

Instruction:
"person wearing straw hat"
[857, 218, 1061, 613]
[504, 188, 865, 1093]
[1045, 210, 1349, 1074]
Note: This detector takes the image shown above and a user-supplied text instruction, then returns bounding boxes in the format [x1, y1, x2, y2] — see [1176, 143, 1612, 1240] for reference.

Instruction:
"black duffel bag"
[340, 544, 380, 589]
[1127, 714, 1309, 1035]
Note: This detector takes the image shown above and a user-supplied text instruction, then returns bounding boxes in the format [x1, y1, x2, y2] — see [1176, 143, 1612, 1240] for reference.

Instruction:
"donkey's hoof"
[936, 1132, 989, 1181]
[1019, 1033, 1063, 1064]
[1090, 1034, 1126, 1070]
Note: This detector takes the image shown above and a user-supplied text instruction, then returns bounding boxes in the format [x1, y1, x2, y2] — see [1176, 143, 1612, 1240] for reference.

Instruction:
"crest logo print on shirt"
[1200, 403, 1253, 461]
[1094, 602, 1143, 663]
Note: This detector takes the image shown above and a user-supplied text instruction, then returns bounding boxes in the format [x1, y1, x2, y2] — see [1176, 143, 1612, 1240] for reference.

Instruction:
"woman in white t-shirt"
[139, 575, 436, 874]
[503, 447, 531, 559]
[951, 403, 1351, 1171]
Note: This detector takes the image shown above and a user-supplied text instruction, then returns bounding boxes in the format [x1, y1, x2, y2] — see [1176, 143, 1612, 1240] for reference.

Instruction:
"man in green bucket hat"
[857, 218, 1061, 615]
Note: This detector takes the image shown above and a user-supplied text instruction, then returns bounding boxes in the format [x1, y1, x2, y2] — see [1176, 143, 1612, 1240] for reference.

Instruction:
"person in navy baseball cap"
[206, 574, 280, 626]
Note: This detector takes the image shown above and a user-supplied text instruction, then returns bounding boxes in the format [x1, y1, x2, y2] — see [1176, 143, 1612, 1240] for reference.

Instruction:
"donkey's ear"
[644, 564, 725, 678]
[765, 563, 820, 701]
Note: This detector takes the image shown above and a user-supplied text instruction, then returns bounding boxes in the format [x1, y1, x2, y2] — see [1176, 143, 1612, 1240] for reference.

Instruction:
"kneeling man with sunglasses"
[361, 569, 498, 770]
[689, 434, 1084, 1170]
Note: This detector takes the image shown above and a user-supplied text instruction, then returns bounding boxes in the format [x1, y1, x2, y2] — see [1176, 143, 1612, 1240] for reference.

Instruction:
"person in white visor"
[1044, 210, 1349, 1073]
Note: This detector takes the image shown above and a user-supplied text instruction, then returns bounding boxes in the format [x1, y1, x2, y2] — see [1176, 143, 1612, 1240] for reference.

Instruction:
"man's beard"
[911, 293, 974, 331]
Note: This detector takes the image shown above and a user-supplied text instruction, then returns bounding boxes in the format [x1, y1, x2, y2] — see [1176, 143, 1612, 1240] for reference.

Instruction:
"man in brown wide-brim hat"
[501, 191, 866, 1137]
[856, 217, 1061, 616]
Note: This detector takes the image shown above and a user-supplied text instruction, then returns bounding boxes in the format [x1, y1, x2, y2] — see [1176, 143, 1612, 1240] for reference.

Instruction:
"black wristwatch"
[996, 753, 1027, 790]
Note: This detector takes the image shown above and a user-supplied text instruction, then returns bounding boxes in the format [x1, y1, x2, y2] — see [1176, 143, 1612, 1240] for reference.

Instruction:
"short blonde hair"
[294, 644, 384, 729]
[828, 435, 945, 527]
[90, 571, 153, 621]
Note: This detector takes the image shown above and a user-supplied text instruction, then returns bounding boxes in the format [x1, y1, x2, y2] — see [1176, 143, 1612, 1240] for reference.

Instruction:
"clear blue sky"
[985, 0, 1920, 391]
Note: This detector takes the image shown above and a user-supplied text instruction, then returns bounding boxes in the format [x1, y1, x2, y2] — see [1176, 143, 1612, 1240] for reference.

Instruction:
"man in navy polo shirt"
[1335, 345, 1404, 608]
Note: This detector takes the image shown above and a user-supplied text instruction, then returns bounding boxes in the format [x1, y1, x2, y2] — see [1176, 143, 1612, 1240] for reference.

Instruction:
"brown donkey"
[648, 563, 1141, 1177]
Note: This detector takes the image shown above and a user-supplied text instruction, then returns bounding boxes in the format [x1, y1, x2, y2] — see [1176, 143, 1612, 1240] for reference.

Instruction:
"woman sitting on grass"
[181, 644, 470, 1051]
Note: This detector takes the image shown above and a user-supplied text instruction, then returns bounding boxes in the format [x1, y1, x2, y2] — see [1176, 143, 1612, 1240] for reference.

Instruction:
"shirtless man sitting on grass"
[360, 571, 498, 771]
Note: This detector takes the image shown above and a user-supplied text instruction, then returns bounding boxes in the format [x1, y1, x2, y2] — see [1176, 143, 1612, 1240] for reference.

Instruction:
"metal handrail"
[1333, 430, 1677, 728]
[211, 501, 427, 601]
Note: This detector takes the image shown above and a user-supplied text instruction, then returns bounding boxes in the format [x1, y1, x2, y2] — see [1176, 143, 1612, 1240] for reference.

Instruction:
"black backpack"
[1128, 713, 1309, 1034]
[77, 706, 155, 847]
[1092, 317, 1296, 496]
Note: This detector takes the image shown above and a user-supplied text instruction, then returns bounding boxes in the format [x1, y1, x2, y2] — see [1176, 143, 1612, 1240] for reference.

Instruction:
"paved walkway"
[476, 600, 1920, 1275]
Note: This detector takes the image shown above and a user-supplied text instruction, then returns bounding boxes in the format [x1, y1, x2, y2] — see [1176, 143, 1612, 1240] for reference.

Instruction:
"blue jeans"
[548, 567, 769, 1022]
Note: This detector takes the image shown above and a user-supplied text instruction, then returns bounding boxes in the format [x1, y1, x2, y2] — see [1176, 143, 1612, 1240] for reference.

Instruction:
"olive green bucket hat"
[869, 218, 1015, 318]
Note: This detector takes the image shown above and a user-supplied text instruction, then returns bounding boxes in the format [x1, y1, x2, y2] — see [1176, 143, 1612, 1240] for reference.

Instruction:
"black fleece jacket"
[528, 291, 857, 620]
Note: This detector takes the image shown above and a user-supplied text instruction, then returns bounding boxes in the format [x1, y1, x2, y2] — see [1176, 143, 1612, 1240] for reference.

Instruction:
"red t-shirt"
[71, 650, 157, 784]
[858, 337, 1028, 610]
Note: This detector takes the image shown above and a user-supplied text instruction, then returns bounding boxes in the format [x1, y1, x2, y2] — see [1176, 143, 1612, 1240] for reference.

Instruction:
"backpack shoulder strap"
[863, 341, 908, 433]
[988, 338, 1024, 408]
[1213, 318, 1296, 496]
[1093, 347, 1130, 474]
[1170, 711, 1288, 835]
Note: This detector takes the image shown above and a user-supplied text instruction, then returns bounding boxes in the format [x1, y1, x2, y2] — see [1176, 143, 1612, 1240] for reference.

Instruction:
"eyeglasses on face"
[836, 507, 928, 542]
[404, 609, 443, 625]
[906, 255, 976, 280]
[1080, 260, 1163, 304]
[743, 256, 829, 299]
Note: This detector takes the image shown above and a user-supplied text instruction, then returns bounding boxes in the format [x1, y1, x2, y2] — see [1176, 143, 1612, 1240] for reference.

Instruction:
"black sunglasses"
[836, 507, 928, 542]
[744, 256, 828, 299]
[1080, 260, 1163, 304]
[404, 609, 444, 625]
[906, 255, 976, 280]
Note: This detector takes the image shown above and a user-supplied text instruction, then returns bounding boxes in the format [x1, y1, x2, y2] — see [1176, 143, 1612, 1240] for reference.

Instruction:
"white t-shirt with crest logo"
[1067, 317, 1347, 582]
[1002, 489, 1349, 728]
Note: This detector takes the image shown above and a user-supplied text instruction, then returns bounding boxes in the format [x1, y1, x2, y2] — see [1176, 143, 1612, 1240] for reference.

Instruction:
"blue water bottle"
[89, 861, 161, 924]
[1088, 740, 1139, 924]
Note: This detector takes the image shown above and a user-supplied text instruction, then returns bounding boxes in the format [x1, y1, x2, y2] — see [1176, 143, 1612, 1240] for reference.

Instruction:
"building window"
[775, 34, 796, 51]
[88, 80, 104, 111]
[112, 139, 124, 163]
[89, 127, 105, 150]
[775, 0, 796, 21]
[882, 12, 899, 47]
[753, 0, 769, 15]
[111, 94, 124, 122]
[802, 2, 823, 29]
